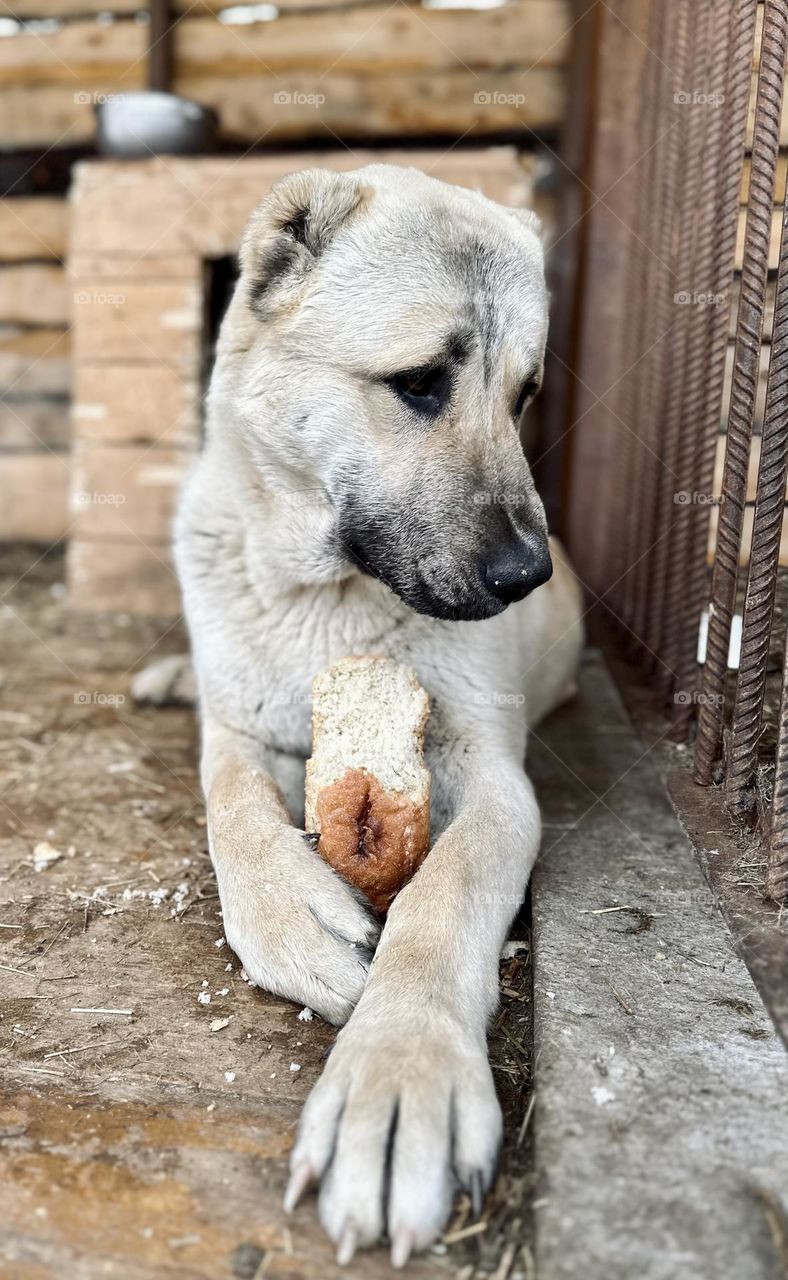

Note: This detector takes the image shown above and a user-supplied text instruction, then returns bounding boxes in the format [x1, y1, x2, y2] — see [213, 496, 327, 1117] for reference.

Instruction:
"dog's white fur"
[143, 164, 583, 1266]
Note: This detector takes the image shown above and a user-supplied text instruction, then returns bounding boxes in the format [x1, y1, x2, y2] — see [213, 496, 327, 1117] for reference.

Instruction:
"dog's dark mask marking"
[339, 496, 546, 623]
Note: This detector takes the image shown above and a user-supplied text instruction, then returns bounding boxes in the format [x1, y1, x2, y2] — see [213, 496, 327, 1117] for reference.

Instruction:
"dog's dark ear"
[241, 169, 367, 316]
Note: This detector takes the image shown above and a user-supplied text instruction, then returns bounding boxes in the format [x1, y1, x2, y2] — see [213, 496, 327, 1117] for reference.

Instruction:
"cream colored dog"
[135, 164, 583, 1267]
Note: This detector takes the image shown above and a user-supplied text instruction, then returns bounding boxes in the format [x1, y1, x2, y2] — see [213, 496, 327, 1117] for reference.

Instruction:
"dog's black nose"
[483, 535, 553, 605]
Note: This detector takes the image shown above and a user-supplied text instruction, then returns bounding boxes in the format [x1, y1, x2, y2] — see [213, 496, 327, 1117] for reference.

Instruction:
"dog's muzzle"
[342, 529, 552, 622]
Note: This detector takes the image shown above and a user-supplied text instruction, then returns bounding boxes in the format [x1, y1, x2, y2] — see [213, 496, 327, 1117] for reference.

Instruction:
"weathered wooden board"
[69, 149, 536, 259]
[68, 255, 204, 281]
[70, 445, 188, 540]
[564, 0, 650, 583]
[0, 198, 67, 261]
[0, 67, 564, 148]
[0, 397, 70, 451]
[9, 0, 403, 17]
[0, 327, 70, 397]
[0, 264, 69, 327]
[67, 536, 180, 613]
[189, 66, 564, 141]
[73, 365, 200, 448]
[72, 281, 202, 371]
[0, 3, 570, 82]
[0, 452, 69, 542]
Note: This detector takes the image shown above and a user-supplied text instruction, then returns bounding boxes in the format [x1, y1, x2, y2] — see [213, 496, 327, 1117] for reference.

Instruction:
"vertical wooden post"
[148, 0, 173, 95]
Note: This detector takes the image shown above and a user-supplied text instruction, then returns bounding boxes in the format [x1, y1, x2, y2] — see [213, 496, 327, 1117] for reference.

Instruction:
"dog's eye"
[514, 377, 540, 418]
[387, 364, 451, 416]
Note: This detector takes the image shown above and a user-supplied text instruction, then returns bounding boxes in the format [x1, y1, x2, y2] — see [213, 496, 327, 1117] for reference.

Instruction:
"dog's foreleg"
[201, 715, 380, 1025]
[287, 748, 539, 1265]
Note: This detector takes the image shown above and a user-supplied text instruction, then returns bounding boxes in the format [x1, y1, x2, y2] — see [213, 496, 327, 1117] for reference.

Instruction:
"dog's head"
[216, 164, 551, 622]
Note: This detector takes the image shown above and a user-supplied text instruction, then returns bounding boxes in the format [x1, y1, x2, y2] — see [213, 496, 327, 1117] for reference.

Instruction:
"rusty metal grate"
[563, 0, 788, 905]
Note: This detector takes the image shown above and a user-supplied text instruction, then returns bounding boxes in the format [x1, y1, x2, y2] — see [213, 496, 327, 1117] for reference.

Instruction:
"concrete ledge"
[529, 652, 788, 1280]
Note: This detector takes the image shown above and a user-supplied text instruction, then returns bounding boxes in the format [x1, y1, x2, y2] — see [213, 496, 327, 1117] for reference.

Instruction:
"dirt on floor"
[0, 546, 536, 1280]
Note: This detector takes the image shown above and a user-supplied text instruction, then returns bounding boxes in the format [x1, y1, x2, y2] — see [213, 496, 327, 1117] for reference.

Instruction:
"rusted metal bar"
[654, 0, 715, 701]
[726, 193, 788, 814]
[769, 623, 788, 900]
[642, 1, 701, 683]
[611, 0, 670, 629]
[606, 0, 660, 619]
[629, 0, 683, 653]
[694, 0, 788, 784]
[674, 0, 760, 746]
[668, 0, 737, 740]
[621, 0, 673, 640]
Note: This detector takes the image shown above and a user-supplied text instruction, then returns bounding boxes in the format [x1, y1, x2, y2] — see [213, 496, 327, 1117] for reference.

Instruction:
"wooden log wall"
[0, 199, 71, 542]
[0, 0, 570, 555]
[0, 0, 570, 149]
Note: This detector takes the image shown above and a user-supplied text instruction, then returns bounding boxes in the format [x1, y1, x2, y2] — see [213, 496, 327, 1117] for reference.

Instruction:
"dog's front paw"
[130, 653, 195, 705]
[218, 827, 380, 1025]
[285, 1010, 501, 1266]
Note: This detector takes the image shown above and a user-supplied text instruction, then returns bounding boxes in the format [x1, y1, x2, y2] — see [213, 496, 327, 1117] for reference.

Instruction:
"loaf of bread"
[305, 656, 431, 913]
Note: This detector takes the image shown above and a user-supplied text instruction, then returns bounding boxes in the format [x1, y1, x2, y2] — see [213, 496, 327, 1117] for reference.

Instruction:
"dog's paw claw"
[284, 1158, 313, 1213]
[130, 654, 195, 706]
[336, 1223, 358, 1266]
[390, 1228, 415, 1269]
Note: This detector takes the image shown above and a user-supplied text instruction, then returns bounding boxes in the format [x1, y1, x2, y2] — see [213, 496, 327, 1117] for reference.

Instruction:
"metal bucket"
[95, 90, 217, 157]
